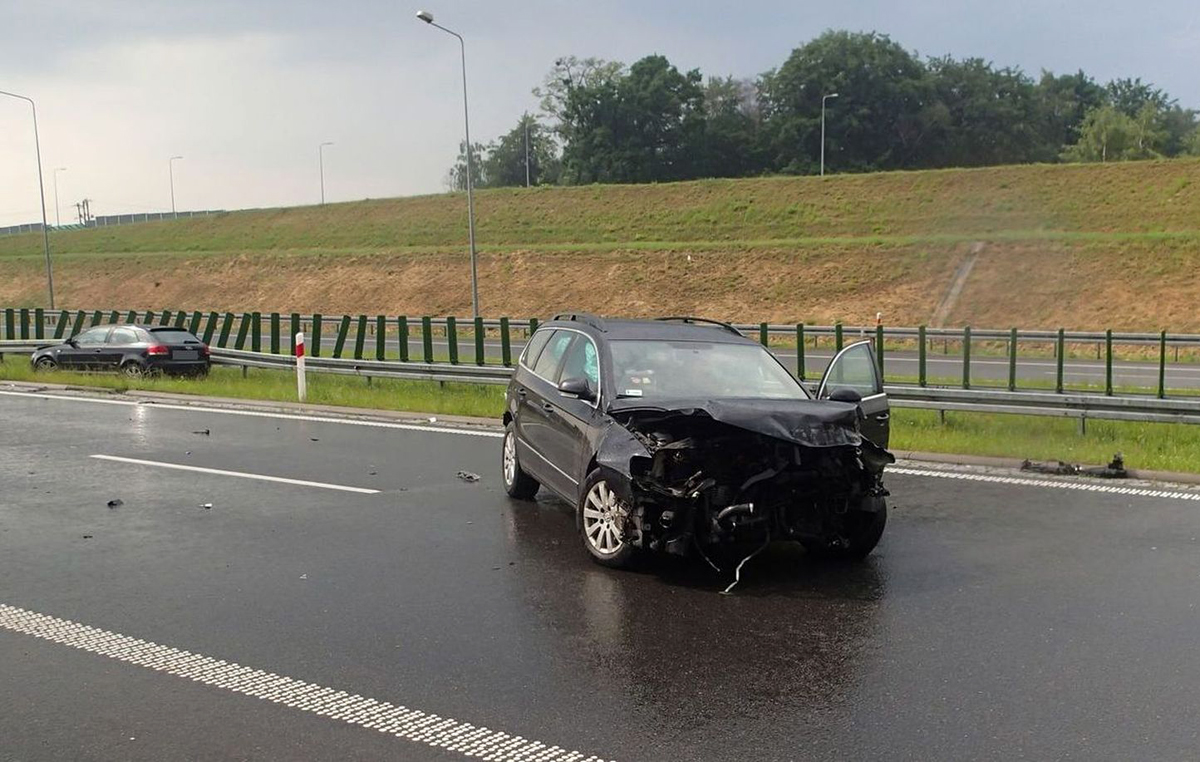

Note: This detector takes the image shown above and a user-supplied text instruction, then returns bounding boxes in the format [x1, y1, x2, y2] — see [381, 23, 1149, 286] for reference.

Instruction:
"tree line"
[447, 30, 1200, 189]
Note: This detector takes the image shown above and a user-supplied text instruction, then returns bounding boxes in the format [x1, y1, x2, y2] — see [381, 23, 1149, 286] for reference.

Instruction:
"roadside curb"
[5, 380, 1200, 486]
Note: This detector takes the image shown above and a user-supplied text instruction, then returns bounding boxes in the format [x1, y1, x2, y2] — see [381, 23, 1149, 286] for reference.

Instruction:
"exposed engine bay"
[597, 398, 894, 559]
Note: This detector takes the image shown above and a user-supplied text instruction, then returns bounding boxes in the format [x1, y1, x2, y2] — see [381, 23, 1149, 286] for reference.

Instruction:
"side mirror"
[829, 387, 863, 404]
[65, 338, 78, 347]
[558, 376, 595, 402]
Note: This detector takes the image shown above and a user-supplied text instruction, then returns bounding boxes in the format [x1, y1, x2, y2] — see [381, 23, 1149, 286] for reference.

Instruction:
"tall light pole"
[417, 9, 479, 318]
[168, 155, 183, 219]
[524, 113, 531, 188]
[0, 89, 55, 309]
[820, 92, 839, 177]
[53, 167, 67, 227]
[319, 142, 334, 205]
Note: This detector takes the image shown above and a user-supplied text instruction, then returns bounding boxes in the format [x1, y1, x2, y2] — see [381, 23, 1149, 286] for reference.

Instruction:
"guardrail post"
[1158, 330, 1167, 399]
[529, 317, 539, 337]
[875, 322, 885, 381]
[422, 316, 433, 363]
[71, 311, 86, 337]
[290, 313, 300, 354]
[143, 310, 155, 325]
[918, 325, 927, 387]
[375, 315, 386, 361]
[18, 308, 29, 340]
[34, 308, 44, 339]
[173, 310, 187, 328]
[835, 322, 843, 352]
[332, 315, 351, 358]
[500, 317, 512, 367]
[353, 315, 367, 360]
[1008, 327, 1018, 392]
[270, 313, 281, 354]
[234, 313, 251, 350]
[125, 310, 138, 325]
[188, 311, 202, 335]
[2, 308, 13, 340]
[447, 316, 459, 365]
[398, 316, 409, 362]
[90, 310, 103, 326]
[474, 316, 485, 366]
[1056, 328, 1065, 393]
[796, 323, 805, 380]
[251, 311, 262, 352]
[962, 325, 971, 390]
[160, 310, 172, 326]
[1105, 329, 1113, 396]
[54, 310, 69, 339]
[217, 312, 234, 348]
[759, 322, 768, 347]
[311, 314, 323, 357]
[110, 310, 121, 325]
[203, 312, 218, 345]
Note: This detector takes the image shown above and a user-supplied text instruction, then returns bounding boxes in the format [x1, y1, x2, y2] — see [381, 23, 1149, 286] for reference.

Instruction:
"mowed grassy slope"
[2, 159, 1198, 328]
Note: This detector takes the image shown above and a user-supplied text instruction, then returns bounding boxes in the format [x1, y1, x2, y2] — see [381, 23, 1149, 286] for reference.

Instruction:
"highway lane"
[3, 391, 1200, 760]
[309, 333, 1200, 390]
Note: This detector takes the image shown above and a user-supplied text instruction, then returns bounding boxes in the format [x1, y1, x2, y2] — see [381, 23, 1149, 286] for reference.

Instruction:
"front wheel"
[33, 356, 57, 372]
[501, 423, 539, 499]
[803, 496, 887, 561]
[577, 470, 637, 569]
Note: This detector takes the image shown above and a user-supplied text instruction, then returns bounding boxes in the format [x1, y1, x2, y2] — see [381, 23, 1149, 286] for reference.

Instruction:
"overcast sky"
[1, 0, 1197, 226]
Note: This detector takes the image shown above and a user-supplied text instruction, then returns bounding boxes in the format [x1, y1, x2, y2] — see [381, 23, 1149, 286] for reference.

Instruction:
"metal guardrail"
[4, 341, 1199, 425]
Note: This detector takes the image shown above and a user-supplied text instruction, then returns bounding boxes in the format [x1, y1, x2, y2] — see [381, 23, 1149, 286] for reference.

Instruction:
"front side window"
[558, 336, 600, 390]
[609, 340, 806, 400]
[76, 327, 110, 345]
[822, 343, 881, 397]
[532, 331, 574, 381]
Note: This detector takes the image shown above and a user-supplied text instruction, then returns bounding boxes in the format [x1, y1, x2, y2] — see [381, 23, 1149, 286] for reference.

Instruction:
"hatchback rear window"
[150, 329, 202, 343]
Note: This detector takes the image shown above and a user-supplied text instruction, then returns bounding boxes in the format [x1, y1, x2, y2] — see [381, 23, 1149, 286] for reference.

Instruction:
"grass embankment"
[4, 364, 1197, 474]
[1, 159, 1198, 329]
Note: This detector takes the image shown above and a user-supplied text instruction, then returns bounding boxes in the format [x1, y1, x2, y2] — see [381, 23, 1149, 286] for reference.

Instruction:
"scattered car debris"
[299, 573, 307, 580]
[428, 417, 438, 423]
[82, 535, 93, 539]
[721, 536, 771, 595]
[310, 437, 320, 442]
[107, 499, 123, 508]
[192, 428, 210, 436]
[199, 503, 213, 510]
[457, 470, 481, 482]
[1022, 453, 1127, 479]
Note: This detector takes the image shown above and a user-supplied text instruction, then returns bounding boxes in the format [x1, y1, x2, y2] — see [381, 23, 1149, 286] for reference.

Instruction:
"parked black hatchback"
[501, 314, 893, 569]
[31, 324, 210, 377]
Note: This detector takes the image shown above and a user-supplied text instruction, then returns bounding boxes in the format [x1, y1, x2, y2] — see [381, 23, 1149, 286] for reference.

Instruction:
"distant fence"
[0, 210, 225, 237]
[3, 306, 1199, 402]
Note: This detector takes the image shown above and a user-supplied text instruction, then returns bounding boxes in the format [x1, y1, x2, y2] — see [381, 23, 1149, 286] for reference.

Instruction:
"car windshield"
[609, 340, 808, 400]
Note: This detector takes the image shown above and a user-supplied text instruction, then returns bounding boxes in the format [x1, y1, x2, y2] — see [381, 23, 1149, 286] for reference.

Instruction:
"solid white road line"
[0, 603, 612, 762]
[0, 390, 504, 438]
[890, 465, 1200, 502]
[90, 454, 380, 494]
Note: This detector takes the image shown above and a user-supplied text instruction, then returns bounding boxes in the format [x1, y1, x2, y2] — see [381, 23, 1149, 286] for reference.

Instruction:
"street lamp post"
[417, 9, 480, 318]
[0, 89, 56, 309]
[820, 92, 839, 177]
[169, 155, 183, 219]
[319, 142, 334, 205]
[53, 167, 67, 227]
[524, 114, 531, 188]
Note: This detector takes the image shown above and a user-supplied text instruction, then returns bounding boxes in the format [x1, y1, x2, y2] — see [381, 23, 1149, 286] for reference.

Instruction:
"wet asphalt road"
[3, 390, 1200, 760]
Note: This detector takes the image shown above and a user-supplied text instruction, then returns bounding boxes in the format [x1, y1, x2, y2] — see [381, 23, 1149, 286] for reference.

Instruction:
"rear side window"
[150, 329, 201, 343]
[532, 331, 574, 381]
[521, 329, 554, 368]
[108, 327, 141, 345]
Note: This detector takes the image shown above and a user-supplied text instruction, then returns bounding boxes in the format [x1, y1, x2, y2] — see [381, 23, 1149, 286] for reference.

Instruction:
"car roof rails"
[550, 312, 607, 332]
[655, 316, 743, 336]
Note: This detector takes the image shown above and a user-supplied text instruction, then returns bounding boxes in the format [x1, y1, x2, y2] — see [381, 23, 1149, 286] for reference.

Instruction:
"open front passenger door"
[817, 340, 890, 448]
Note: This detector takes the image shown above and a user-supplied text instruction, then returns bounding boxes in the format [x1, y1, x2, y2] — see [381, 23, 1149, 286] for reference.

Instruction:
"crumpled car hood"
[608, 396, 867, 449]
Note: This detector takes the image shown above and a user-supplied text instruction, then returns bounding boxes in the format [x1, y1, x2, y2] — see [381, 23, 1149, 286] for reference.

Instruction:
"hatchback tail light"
[201, 344, 211, 356]
[147, 345, 170, 356]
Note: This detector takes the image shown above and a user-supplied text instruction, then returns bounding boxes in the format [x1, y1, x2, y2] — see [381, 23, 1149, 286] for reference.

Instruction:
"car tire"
[577, 469, 637, 569]
[501, 422, 539, 500]
[803, 496, 887, 561]
[33, 356, 57, 372]
[120, 361, 147, 378]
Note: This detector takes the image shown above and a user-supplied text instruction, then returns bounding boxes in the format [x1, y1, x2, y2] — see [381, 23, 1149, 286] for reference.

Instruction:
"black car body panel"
[504, 315, 894, 560]
[31, 325, 210, 376]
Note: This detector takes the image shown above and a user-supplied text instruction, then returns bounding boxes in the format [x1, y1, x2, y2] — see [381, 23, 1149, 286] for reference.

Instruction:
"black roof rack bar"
[550, 312, 607, 332]
[655, 316, 743, 336]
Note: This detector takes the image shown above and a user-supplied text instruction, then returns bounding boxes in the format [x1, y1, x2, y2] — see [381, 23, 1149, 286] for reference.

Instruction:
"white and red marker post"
[295, 331, 307, 402]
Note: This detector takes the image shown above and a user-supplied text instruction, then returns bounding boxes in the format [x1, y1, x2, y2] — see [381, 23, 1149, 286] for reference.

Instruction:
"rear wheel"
[803, 496, 887, 561]
[578, 470, 637, 569]
[33, 356, 57, 372]
[121, 361, 147, 378]
[501, 422, 539, 499]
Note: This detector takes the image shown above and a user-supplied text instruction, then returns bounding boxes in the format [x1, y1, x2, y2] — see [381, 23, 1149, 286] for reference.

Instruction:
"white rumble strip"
[891, 465, 1200, 502]
[0, 604, 613, 762]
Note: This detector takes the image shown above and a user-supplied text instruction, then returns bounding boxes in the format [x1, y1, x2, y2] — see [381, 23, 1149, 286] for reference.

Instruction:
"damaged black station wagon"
[502, 314, 894, 569]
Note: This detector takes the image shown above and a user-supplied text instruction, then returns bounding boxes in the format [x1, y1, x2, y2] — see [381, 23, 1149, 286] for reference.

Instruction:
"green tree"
[481, 115, 561, 187]
[1185, 127, 1200, 156]
[698, 76, 768, 177]
[760, 31, 931, 173]
[1033, 70, 1107, 160]
[444, 140, 489, 191]
[1061, 105, 1140, 162]
[923, 57, 1042, 167]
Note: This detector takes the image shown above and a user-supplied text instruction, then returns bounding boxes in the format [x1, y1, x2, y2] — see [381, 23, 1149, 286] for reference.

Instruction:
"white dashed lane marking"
[0, 603, 613, 762]
[891, 466, 1200, 501]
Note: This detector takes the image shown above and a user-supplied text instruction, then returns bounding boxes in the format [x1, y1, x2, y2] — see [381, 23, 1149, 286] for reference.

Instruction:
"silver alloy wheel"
[122, 363, 144, 378]
[582, 480, 627, 556]
[34, 357, 55, 371]
[502, 430, 517, 487]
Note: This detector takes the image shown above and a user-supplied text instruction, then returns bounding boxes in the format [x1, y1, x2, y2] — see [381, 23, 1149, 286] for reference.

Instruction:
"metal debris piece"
[107, 499, 123, 508]
[192, 429, 210, 436]
[456, 470, 481, 482]
[1022, 453, 1127, 479]
[199, 503, 213, 510]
